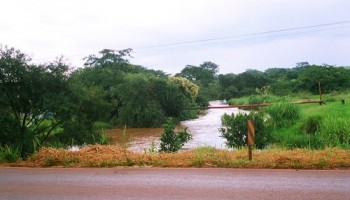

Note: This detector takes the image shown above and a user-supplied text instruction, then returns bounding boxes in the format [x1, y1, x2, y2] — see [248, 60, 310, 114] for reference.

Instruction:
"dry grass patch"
[4, 145, 350, 169]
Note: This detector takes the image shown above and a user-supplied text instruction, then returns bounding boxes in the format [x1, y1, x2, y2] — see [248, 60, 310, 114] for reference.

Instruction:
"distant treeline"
[177, 62, 350, 102]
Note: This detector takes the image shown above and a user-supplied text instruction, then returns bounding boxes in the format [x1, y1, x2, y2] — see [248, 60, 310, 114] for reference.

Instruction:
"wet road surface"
[1, 168, 349, 200]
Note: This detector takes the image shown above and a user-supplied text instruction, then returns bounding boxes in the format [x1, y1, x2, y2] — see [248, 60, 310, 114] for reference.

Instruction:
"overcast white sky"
[1, 0, 350, 74]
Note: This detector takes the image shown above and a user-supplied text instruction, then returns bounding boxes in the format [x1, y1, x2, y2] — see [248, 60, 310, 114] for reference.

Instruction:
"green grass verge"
[229, 93, 350, 149]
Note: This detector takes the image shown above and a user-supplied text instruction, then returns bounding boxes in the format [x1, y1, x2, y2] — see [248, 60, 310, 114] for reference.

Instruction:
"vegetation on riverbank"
[0, 46, 200, 157]
[227, 93, 350, 150]
[1, 45, 350, 167]
[1, 145, 349, 169]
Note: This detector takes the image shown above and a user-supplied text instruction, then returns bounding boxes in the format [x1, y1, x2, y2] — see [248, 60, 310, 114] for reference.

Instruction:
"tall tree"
[0, 46, 111, 154]
[178, 61, 219, 86]
[83, 48, 132, 67]
[0, 46, 70, 154]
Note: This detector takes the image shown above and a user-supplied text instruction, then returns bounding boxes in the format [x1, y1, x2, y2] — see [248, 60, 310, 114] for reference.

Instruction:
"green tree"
[169, 76, 200, 119]
[56, 81, 111, 145]
[109, 74, 199, 127]
[177, 61, 220, 104]
[295, 65, 350, 94]
[153, 77, 196, 118]
[178, 61, 219, 86]
[218, 73, 238, 99]
[0, 46, 111, 154]
[112, 73, 166, 127]
[84, 48, 132, 67]
[77, 48, 168, 125]
[0, 46, 70, 154]
[199, 61, 219, 77]
[233, 69, 268, 96]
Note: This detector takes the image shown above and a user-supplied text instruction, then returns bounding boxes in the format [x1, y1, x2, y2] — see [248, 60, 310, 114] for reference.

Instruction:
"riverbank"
[2, 145, 349, 169]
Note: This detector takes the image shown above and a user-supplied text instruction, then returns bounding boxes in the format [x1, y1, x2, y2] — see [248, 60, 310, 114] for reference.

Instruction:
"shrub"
[263, 103, 300, 128]
[159, 118, 192, 152]
[220, 111, 272, 149]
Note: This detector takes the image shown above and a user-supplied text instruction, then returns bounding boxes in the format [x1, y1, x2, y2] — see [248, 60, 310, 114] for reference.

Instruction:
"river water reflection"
[129, 100, 245, 151]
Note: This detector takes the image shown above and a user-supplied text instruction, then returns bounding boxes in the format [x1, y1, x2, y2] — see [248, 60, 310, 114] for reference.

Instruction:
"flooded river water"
[125, 100, 245, 152]
[181, 100, 243, 149]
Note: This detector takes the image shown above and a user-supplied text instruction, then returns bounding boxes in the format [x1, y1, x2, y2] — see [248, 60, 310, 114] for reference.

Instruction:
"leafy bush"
[263, 103, 300, 128]
[178, 109, 198, 121]
[159, 118, 192, 152]
[220, 111, 272, 149]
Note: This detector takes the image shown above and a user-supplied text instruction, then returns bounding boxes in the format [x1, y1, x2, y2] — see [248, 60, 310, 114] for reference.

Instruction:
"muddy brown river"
[118, 100, 246, 152]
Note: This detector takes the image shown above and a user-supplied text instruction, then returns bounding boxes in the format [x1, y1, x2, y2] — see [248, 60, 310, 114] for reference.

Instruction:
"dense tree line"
[176, 61, 350, 103]
[181, 62, 350, 101]
[0, 46, 199, 155]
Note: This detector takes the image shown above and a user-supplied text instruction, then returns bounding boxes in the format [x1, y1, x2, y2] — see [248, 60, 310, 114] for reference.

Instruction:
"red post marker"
[247, 119, 255, 146]
[247, 119, 255, 160]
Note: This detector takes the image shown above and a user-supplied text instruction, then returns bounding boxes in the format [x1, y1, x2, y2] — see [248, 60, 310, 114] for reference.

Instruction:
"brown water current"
[106, 101, 247, 152]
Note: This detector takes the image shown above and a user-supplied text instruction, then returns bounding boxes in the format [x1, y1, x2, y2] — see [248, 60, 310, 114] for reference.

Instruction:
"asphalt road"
[0, 167, 349, 200]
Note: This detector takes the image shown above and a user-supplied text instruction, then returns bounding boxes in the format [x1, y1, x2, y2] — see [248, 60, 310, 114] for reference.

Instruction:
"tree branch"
[39, 121, 61, 144]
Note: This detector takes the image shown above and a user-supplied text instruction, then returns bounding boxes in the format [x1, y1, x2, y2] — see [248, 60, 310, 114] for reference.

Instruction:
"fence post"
[247, 119, 255, 161]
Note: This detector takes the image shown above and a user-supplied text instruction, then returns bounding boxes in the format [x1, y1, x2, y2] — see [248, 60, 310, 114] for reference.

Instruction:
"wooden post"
[319, 81, 322, 104]
[247, 119, 255, 161]
[248, 145, 252, 161]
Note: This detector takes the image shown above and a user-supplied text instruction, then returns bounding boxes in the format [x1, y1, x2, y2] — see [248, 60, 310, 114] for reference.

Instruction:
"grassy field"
[228, 93, 350, 150]
[273, 93, 350, 149]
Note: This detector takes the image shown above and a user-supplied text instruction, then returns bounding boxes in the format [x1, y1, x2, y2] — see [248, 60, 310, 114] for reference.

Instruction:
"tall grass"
[247, 94, 283, 104]
[0, 145, 22, 163]
[300, 115, 323, 135]
[319, 114, 350, 148]
[263, 102, 300, 128]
